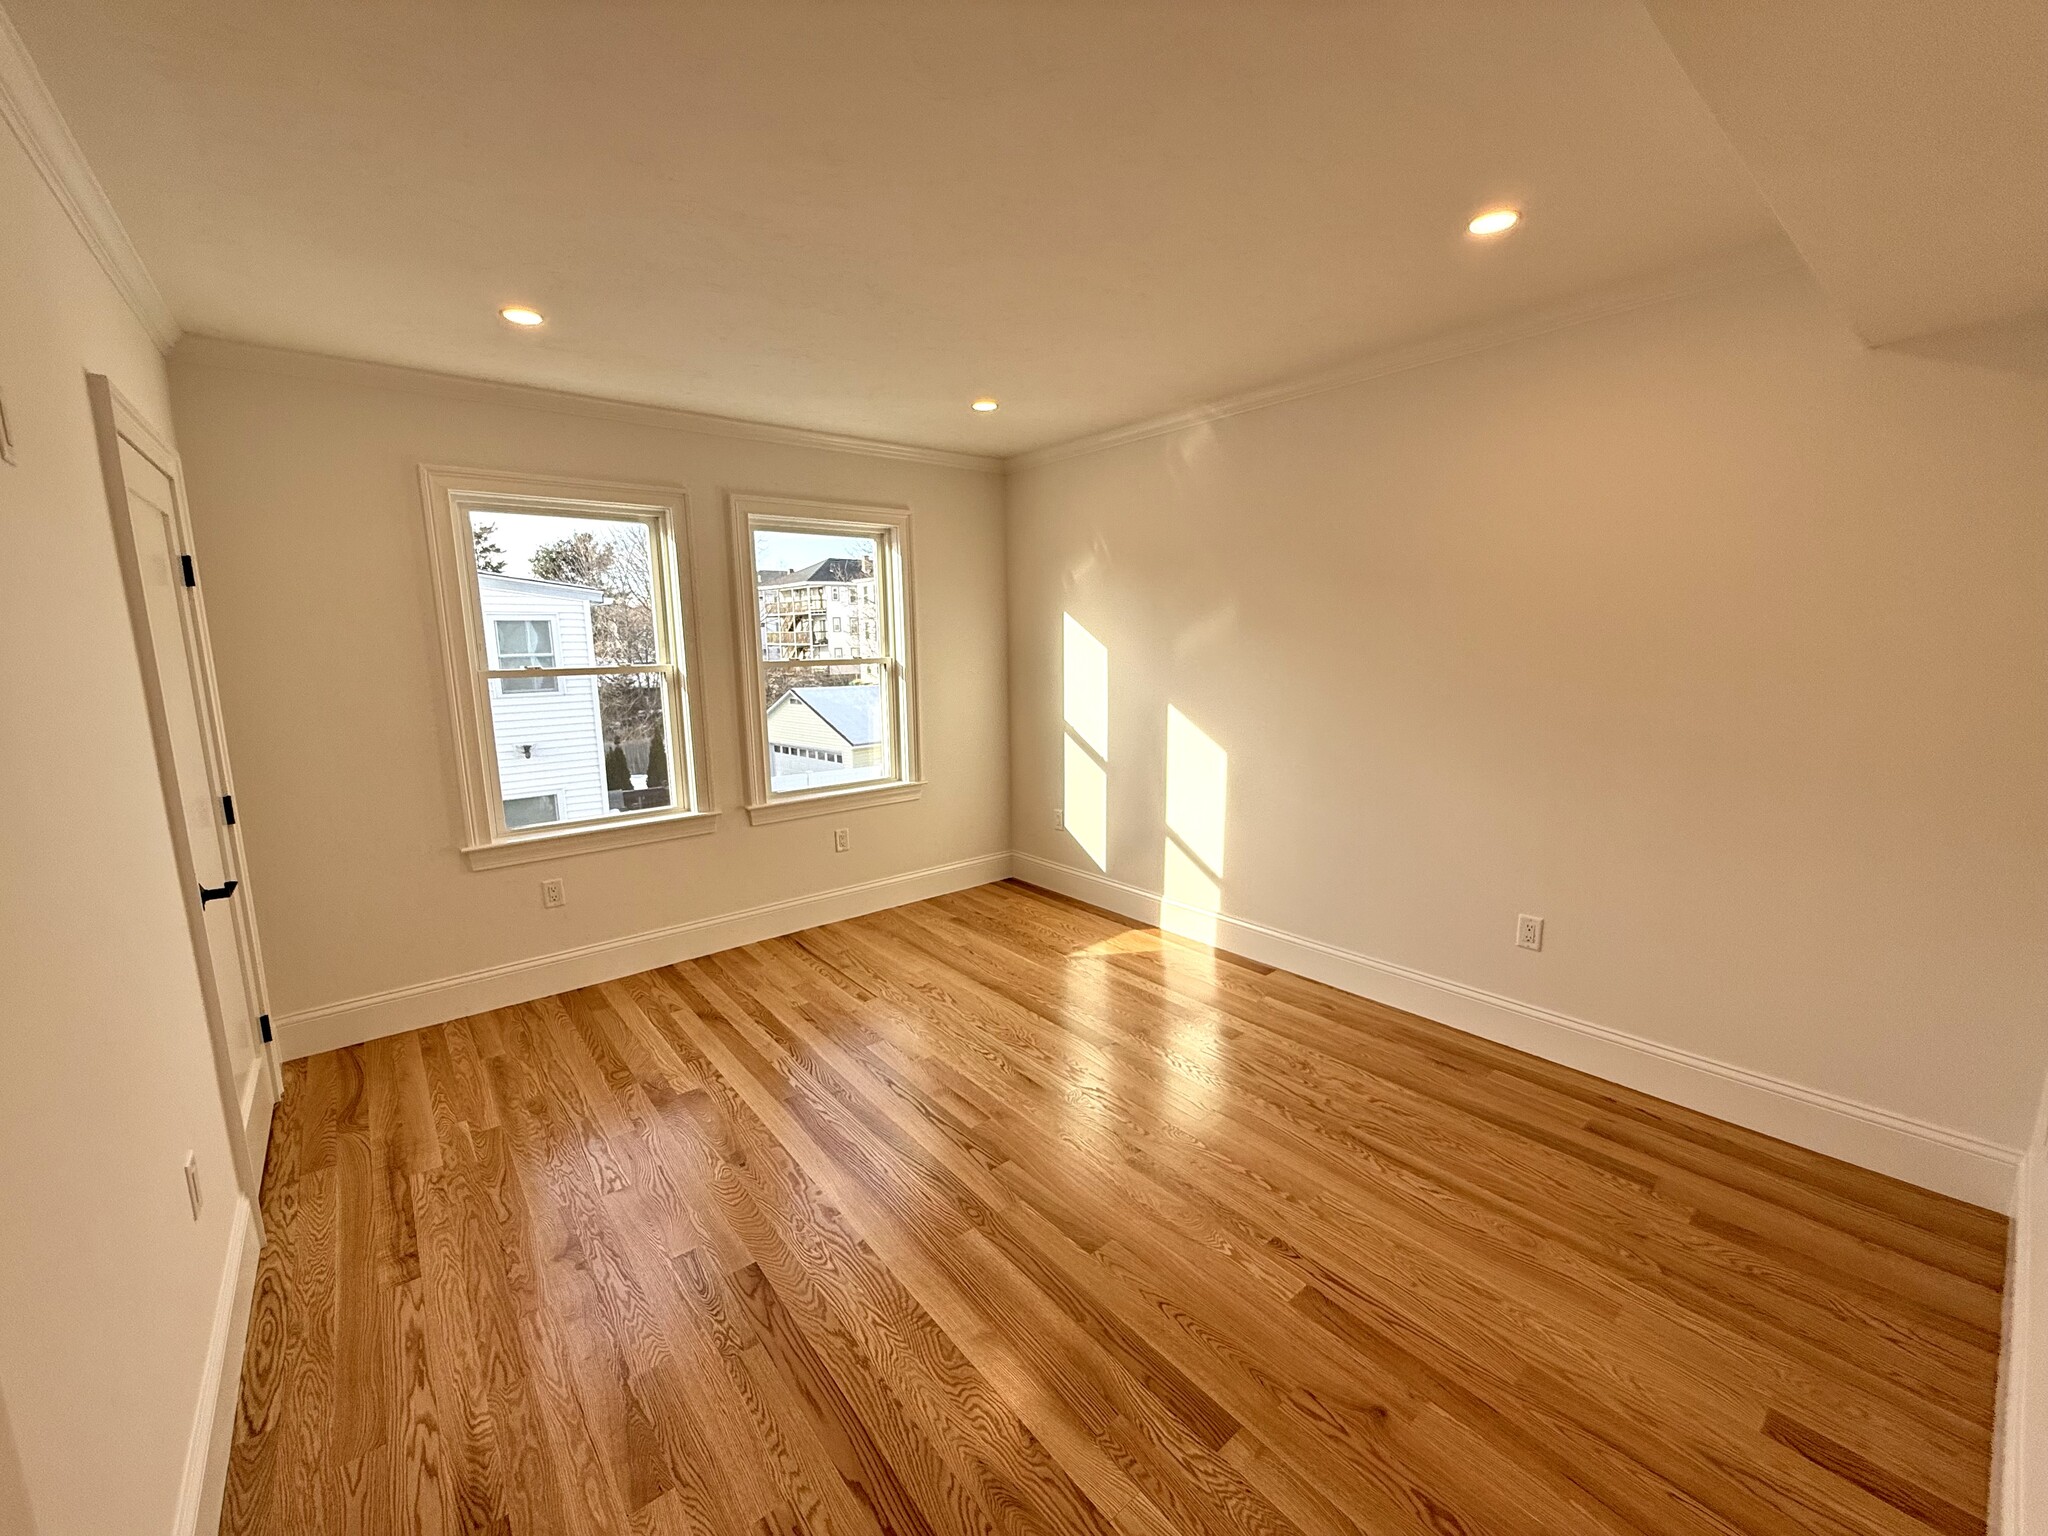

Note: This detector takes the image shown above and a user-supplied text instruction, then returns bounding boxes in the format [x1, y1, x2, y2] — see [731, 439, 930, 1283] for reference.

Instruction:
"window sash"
[482, 663, 677, 680]
[739, 503, 915, 806]
[442, 481, 701, 846]
[750, 654, 893, 671]
[481, 663, 691, 837]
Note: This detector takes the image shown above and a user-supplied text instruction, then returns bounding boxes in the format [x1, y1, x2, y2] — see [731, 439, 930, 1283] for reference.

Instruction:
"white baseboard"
[1993, 1093, 2048, 1534]
[271, 845, 2022, 1210]
[1012, 853, 2021, 1212]
[237, 1060, 275, 1169]
[174, 1192, 260, 1536]
[273, 853, 1015, 1059]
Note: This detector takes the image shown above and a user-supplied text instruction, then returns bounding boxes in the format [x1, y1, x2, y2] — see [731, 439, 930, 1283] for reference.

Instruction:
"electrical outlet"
[541, 877, 566, 909]
[182, 1151, 203, 1220]
[833, 827, 850, 853]
[1054, 808, 1064, 830]
[1516, 913, 1544, 952]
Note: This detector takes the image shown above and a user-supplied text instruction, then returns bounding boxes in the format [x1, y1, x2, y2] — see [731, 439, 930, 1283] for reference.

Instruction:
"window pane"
[472, 509, 658, 667]
[503, 794, 559, 829]
[765, 662, 891, 793]
[752, 528, 881, 661]
[491, 670, 675, 824]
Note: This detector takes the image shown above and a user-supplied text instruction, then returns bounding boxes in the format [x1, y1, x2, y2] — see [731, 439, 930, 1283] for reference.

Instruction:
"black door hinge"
[258, 1013, 272, 1044]
[198, 878, 238, 907]
[180, 554, 196, 587]
[222, 793, 237, 825]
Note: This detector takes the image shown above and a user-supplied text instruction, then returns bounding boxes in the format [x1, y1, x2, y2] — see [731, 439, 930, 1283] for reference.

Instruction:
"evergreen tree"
[605, 740, 632, 792]
[644, 729, 668, 790]
[472, 521, 508, 573]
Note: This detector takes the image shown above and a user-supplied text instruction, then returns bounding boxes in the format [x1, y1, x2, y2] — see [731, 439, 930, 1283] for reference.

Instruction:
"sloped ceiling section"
[1642, 0, 2048, 347]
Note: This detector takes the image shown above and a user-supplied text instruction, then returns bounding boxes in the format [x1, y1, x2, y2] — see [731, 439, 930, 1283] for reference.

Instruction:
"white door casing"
[89, 374, 278, 1196]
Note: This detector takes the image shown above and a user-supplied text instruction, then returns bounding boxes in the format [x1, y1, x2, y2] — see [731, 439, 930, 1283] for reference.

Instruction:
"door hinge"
[222, 793, 236, 825]
[258, 1013, 272, 1044]
[198, 878, 238, 907]
[180, 554, 196, 587]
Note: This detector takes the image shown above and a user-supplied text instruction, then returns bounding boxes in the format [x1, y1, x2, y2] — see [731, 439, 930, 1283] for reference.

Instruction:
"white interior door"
[89, 376, 278, 1190]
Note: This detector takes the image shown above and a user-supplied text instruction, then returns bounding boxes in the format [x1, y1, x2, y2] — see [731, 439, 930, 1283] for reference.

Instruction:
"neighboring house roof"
[759, 557, 871, 589]
[478, 571, 603, 601]
[770, 684, 883, 747]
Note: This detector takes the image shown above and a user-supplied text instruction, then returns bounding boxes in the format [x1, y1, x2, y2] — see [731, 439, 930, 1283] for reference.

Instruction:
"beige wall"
[0, 125, 244, 1535]
[167, 346, 1009, 1029]
[1007, 265, 2048, 1156]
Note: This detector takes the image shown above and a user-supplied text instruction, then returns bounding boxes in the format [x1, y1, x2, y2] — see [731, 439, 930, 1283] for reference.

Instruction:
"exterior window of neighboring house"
[421, 467, 715, 868]
[503, 793, 559, 828]
[732, 494, 921, 823]
[494, 618, 559, 693]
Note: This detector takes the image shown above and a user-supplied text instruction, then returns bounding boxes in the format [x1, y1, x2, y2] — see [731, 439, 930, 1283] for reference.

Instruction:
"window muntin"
[733, 498, 919, 815]
[424, 468, 709, 862]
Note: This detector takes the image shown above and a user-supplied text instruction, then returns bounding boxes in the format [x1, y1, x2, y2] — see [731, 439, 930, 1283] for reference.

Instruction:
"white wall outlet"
[1053, 808, 1064, 830]
[541, 877, 566, 909]
[182, 1151, 202, 1220]
[833, 827, 850, 853]
[1516, 913, 1544, 951]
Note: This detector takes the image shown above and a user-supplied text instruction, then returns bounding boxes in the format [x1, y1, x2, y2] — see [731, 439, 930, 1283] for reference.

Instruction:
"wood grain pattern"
[222, 880, 2006, 1535]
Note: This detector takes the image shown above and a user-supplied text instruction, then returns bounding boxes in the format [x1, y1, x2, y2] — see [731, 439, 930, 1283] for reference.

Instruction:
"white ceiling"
[1643, 0, 2048, 349]
[11, 0, 1782, 455]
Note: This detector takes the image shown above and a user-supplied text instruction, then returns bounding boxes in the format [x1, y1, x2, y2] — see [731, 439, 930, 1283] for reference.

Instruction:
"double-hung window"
[731, 494, 921, 823]
[420, 466, 713, 867]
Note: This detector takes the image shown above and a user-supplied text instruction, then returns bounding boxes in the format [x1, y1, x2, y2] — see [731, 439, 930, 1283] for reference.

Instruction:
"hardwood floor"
[222, 879, 2008, 1536]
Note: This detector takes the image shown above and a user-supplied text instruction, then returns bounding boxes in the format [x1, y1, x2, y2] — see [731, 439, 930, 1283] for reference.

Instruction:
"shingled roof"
[759, 557, 872, 588]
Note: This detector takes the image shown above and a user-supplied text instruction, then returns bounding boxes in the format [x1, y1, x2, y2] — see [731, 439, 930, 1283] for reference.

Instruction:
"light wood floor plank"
[225, 880, 2005, 1535]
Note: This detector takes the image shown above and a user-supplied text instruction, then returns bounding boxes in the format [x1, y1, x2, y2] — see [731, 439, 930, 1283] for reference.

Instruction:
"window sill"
[462, 808, 720, 869]
[744, 780, 924, 826]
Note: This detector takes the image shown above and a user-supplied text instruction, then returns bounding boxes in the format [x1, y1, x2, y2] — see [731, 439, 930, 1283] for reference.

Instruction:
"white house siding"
[766, 694, 855, 758]
[766, 692, 886, 791]
[478, 574, 608, 826]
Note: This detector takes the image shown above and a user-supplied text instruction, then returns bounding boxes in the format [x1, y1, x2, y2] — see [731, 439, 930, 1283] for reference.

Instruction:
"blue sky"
[753, 528, 873, 572]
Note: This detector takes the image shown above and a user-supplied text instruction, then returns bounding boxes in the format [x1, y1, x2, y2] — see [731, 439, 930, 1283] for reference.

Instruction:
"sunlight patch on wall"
[1063, 735, 1108, 870]
[1063, 614, 1110, 758]
[1162, 840, 1222, 948]
[1062, 614, 1110, 870]
[1162, 705, 1227, 947]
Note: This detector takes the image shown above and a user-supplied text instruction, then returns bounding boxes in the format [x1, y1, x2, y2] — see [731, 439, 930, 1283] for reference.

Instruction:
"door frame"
[88, 373, 279, 1208]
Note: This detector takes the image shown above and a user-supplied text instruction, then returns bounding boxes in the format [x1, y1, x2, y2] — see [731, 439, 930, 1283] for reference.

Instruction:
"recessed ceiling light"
[971, 398, 999, 412]
[1467, 208, 1521, 237]
[499, 306, 546, 327]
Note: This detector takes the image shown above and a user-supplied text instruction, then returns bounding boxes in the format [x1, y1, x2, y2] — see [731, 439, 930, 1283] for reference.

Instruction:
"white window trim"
[730, 493, 924, 825]
[419, 464, 719, 868]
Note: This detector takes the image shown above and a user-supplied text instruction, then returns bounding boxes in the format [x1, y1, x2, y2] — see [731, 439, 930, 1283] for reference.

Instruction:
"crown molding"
[0, 4, 178, 350]
[173, 335, 1006, 474]
[1008, 239, 1808, 473]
